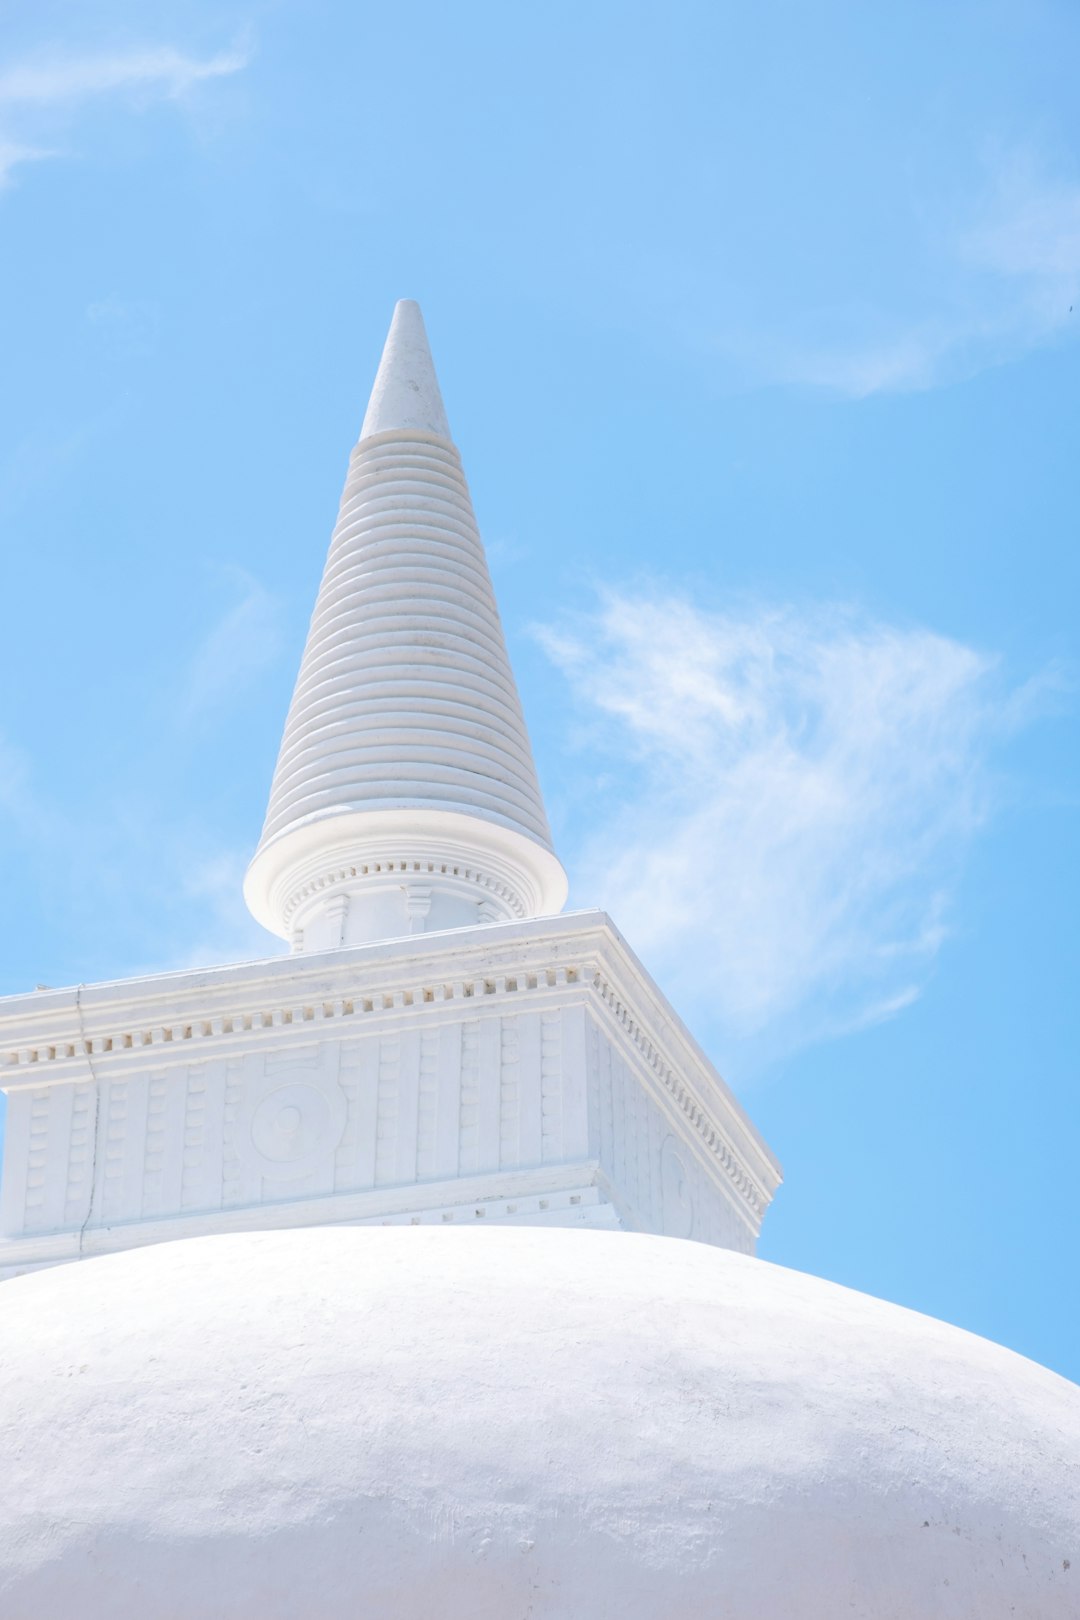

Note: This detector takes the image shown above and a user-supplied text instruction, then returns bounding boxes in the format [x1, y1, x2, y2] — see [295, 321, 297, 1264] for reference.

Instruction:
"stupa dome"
[2, 1223, 1076, 1619]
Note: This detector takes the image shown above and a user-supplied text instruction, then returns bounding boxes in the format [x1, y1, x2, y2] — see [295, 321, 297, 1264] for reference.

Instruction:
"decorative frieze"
[0, 963, 586, 1076]
[0, 912, 781, 1277]
[281, 856, 529, 934]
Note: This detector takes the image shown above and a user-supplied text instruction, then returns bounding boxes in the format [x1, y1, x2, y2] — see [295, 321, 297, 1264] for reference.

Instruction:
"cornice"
[0, 911, 781, 1219]
[281, 853, 528, 931]
[589, 973, 770, 1222]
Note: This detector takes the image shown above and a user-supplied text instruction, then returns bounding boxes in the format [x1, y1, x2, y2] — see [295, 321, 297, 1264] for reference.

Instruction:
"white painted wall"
[0, 912, 779, 1274]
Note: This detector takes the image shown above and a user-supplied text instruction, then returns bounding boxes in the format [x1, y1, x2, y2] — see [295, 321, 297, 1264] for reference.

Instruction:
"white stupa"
[0, 302, 1075, 1619]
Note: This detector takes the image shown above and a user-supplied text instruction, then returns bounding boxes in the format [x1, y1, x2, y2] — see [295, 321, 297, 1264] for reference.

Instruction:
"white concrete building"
[0, 302, 1075, 1618]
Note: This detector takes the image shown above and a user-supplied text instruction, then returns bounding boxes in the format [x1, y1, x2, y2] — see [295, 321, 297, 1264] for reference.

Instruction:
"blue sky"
[1, 1, 1077, 1377]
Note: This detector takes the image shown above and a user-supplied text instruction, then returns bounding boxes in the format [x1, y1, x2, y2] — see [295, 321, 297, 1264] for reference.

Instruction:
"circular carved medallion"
[239, 1078, 347, 1182]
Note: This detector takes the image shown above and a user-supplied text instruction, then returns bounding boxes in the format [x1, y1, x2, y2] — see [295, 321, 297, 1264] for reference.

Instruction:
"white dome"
[1, 1226, 1077, 1618]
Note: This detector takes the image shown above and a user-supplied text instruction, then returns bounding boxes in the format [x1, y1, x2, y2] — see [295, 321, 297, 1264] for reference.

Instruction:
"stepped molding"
[0, 912, 780, 1265]
[247, 302, 565, 947]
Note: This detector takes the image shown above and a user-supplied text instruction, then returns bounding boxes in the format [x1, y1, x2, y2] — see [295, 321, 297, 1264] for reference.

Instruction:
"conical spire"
[359, 299, 450, 440]
[244, 301, 567, 951]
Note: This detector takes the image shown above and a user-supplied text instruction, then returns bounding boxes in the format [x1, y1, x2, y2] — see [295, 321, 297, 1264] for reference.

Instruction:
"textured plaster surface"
[1, 1225, 1076, 1617]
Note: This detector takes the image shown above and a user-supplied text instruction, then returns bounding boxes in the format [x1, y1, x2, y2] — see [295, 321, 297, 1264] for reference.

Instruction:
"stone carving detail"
[180, 1069, 208, 1211]
[499, 1019, 520, 1169]
[540, 1011, 562, 1164]
[63, 1084, 94, 1228]
[235, 1045, 346, 1183]
[332, 1039, 372, 1192]
[458, 1021, 480, 1175]
[24, 1091, 50, 1228]
[222, 1058, 246, 1208]
[416, 1031, 440, 1180]
[141, 1074, 168, 1217]
[593, 974, 766, 1217]
[281, 859, 528, 935]
[0, 924, 775, 1268]
[660, 1136, 695, 1240]
[99, 1081, 129, 1223]
[585, 1022, 755, 1252]
[0, 964, 584, 1074]
[374, 1037, 399, 1186]
[247, 1083, 338, 1179]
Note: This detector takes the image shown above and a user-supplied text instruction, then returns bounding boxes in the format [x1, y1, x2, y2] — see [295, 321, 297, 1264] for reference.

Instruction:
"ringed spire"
[244, 300, 567, 951]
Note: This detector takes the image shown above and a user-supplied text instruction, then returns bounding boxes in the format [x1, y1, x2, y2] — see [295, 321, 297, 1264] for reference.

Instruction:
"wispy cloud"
[0, 46, 248, 107]
[177, 567, 285, 726]
[0, 139, 52, 189]
[963, 157, 1080, 287]
[0, 41, 249, 190]
[161, 848, 280, 972]
[715, 151, 1080, 398]
[766, 325, 970, 399]
[540, 590, 1044, 1068]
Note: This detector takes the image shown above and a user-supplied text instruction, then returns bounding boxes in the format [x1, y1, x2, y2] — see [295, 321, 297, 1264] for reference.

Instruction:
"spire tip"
[360, 299, 450, 441]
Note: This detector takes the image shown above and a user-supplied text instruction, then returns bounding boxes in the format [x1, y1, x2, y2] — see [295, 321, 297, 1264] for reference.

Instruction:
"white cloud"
[0, 139, 52, 188]
[964, 158, 1080, 287]
[0, 46, 249, 107]
[730, 153, 1080, 398]
[768, 326, 962, 399]
[0, 42, 249, 191]
[177, 568, 285, 725]
[540, 591, 1033, 1067]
